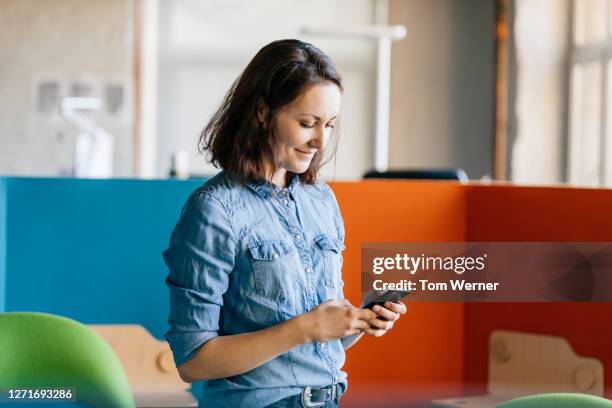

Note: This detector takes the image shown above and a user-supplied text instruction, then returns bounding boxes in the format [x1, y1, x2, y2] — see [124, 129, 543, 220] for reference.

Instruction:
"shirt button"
[283, 198, 290, 205]
[295, 233, 302, 240]
[256, 289, 264, 296]
[334, 376, 339, 382]
[320, 342, 327, 349]
[272, 252, 279, 259]
[305, 267, 312, 273]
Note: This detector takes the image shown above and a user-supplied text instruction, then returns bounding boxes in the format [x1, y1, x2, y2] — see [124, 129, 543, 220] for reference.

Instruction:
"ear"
[257, 99, 269, 124]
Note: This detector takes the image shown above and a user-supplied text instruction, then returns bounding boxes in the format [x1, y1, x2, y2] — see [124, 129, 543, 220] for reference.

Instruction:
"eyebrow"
[297, 113, 337, 121]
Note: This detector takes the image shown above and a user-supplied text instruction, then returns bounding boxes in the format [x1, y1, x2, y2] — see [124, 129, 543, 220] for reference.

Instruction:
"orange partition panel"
[465, 184, 612, 397]
[330, 180, 467, 394]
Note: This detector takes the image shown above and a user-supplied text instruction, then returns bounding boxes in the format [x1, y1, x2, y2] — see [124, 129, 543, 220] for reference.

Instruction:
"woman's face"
[265, 83, 342, 182]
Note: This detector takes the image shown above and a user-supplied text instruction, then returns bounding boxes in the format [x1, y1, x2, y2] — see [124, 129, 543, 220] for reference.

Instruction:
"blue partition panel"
[0, 179, 6, 312]
[0, 176, 206, 339]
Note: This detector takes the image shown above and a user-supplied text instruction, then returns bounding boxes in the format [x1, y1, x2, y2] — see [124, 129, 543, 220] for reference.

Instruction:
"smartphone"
[361, 289, 410, 321]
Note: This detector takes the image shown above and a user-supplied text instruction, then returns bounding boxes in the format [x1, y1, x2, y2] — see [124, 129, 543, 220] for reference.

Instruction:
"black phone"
[361, 289, 410, 321]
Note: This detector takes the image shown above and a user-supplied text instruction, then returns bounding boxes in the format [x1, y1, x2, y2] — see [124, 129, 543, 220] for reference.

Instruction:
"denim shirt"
[162, 170, 347, 408]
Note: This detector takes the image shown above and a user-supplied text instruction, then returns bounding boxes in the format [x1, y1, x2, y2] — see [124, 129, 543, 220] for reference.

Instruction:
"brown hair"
[198, 39, 343, 186]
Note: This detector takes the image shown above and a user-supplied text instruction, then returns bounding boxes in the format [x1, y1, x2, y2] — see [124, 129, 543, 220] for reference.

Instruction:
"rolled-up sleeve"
[162, 191, 236, 368]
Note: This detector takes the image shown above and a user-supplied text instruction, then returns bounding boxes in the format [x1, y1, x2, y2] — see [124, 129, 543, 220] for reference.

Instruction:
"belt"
[300, 384, 341, 407]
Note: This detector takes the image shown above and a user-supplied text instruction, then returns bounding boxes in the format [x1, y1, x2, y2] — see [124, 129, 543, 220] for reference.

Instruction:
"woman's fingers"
[352, 318, 372, 331]
[356, 307, 377, 321]
[364, 327, 387, 337]
[359, 302, 406, 338]
[368, 316, 394, 330]
[385, 301, 407, 315]
[347, 327, 364, 336]
[372, 305, 399, 321]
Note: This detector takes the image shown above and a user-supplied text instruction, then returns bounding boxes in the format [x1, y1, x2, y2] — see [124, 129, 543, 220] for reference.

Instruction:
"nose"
[309, 126, 326, 150]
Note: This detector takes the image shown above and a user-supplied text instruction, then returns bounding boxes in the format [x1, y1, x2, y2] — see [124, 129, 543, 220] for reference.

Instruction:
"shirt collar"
[245, 172, 300, 199]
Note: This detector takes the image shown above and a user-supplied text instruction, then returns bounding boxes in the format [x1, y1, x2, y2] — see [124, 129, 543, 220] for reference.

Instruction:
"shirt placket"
[276, 188, 340, 386]
[275, 188, 318, 311]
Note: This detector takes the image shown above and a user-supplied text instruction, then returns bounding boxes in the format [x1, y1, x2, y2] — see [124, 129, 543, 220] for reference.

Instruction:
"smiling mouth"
[295, 149, 316, 158]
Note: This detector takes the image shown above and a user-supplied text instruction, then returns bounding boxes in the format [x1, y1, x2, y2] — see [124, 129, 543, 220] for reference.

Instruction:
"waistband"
[300, 383, 342, 407]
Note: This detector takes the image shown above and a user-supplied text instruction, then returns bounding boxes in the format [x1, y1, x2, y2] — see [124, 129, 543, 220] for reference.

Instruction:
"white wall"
[0, 1, 502, 181]
[151, 0, 378, 180]
[0, 0, 133, 177]
[388, 0, 496, 180]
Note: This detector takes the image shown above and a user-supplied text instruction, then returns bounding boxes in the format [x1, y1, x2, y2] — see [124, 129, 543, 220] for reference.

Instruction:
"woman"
[163, 39, 406, 408]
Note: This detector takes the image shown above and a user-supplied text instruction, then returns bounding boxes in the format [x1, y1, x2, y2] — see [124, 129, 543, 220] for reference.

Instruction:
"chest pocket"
[247, 240, 297, 315]
[314, 234, 344, 292]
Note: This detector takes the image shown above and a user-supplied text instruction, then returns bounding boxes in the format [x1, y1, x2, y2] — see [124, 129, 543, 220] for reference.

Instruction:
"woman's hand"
[364, 301, 407, 337]
[300, 299, 377, 342]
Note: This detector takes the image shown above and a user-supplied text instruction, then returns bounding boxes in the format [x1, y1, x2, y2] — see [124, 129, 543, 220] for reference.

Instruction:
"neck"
[271, 171, 288, 188]
[265, 163, 287, 188]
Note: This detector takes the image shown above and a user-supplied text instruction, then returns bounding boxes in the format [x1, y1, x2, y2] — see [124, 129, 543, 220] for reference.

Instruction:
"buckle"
[301, 386, 325, 408]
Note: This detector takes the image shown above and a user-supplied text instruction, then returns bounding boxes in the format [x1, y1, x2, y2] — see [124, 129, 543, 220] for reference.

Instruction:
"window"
[569, 0, 612, 186]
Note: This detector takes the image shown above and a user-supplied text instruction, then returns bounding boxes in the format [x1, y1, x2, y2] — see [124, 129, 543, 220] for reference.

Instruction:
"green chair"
[498, 393, 612, 408]
[0, 312, 135, 408]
